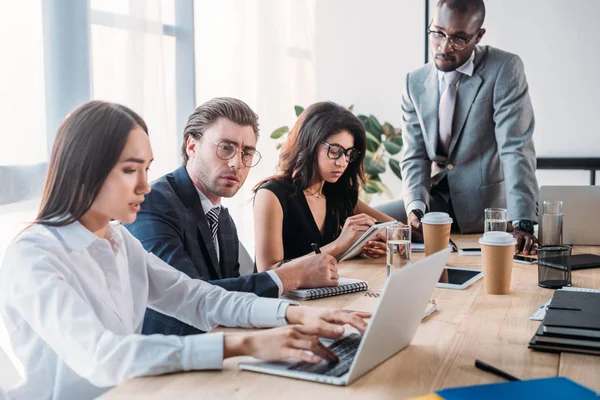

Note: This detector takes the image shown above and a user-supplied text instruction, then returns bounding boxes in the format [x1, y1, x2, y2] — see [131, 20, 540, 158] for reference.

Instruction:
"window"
[0, 2, 46, 166]
[89, 0, 183, 180]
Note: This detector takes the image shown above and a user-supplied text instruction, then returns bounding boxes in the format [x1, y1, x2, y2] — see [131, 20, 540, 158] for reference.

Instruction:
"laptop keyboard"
[287, 333, 362, 377]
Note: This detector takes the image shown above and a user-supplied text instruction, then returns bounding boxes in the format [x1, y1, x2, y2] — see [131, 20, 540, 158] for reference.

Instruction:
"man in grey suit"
[378, 0, 538, 254]
[126, 98, 339, 335]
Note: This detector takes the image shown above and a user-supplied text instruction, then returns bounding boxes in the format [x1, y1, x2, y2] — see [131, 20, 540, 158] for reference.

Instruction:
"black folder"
[529, 291, 600, 356]
[541, 253, 600, 271]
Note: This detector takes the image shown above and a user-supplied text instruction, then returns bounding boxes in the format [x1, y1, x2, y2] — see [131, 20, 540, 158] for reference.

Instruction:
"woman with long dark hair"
[0, 101, 369, 399]
[253, 102, 395, 271]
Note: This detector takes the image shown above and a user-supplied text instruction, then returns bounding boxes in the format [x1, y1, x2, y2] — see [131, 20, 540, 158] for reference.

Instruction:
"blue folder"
[437, 377, 597, 400]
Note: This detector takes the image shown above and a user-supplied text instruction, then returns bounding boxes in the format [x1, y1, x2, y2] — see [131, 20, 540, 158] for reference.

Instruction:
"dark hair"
[255, 101, 366, 235]
[438, 0, 486, 27]
[35, 100, 148, 227]
[181, 97, 259, 165]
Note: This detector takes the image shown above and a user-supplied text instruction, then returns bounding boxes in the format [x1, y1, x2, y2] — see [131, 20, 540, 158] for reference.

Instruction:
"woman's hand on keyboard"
[286, 306, 371, 337]
[224, 325, 338, 363]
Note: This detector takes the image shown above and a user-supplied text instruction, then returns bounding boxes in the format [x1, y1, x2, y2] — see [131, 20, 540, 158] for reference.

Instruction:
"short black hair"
[438, 0, 486, 27]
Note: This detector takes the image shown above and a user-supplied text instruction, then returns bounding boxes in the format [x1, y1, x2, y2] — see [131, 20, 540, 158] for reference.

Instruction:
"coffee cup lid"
[479, 231, 516, 246]
[421, 212, 453, 225]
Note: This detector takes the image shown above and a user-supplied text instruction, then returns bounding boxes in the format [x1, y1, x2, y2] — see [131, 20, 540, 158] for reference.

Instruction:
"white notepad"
[336, 221, 398, 261]
[283, 277, 368, 301]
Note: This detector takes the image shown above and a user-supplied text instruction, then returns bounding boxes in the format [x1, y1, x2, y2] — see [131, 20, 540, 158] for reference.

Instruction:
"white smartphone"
[436, 266, 483, 290]
[457, 247, 482, 256]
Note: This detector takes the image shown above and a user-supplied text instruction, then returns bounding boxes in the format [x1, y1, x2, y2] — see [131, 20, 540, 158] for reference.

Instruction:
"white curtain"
[194, 0, 318, 256]
[90, 0, 179, 181]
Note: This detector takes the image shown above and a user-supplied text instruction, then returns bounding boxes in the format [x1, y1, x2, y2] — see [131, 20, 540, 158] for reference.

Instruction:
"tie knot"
[444, 71, 461, 85]
[206, 207, 220, 224]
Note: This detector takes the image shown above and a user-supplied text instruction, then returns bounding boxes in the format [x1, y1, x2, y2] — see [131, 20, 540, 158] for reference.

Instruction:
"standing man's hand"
[408, 211, 424, 243]
[513, 230, 538, 255]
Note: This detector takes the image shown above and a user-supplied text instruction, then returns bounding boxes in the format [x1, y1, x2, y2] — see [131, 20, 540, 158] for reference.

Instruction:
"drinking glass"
[386, 224, 411, 276]
[484, 208, 507, 232]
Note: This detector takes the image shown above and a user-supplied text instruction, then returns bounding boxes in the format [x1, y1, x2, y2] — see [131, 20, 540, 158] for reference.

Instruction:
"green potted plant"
[270, 105, 403, 204]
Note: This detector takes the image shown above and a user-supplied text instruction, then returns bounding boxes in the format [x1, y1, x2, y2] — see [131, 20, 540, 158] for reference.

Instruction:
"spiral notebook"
[284, 277, 368, 300]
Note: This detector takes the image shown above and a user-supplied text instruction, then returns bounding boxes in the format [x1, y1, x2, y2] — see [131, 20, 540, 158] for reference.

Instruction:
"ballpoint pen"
[475, 359, 521, 381]
[311, 243, 321, 254]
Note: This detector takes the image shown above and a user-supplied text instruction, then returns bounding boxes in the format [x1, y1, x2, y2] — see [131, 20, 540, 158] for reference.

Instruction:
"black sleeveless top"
[257, 179, 340, 260]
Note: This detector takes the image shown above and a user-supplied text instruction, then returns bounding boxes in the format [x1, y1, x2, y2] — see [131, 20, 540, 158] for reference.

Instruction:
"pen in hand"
[474, 359, 520, 382]
[311, 243, 321, 254]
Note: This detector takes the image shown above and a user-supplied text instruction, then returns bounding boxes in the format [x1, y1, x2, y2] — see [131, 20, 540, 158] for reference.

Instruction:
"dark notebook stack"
[529, 290, 600, 356]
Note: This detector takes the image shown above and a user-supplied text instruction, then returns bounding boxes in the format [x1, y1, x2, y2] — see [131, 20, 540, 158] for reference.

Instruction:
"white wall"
[482, 0, 600, 187]
[314, 0, 425, 205]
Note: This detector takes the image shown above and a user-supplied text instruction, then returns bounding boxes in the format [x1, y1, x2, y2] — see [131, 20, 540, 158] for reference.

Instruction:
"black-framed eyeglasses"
[427, 23, 480, 51]
[213, 140, 262, 168]
[320, 141, 360, 163]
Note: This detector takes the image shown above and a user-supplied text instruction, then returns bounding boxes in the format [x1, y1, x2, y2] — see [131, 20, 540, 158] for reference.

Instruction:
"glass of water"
[540, 200, 563, 245]
[386, 224, 411, 276]
[484, 208, 507, 232]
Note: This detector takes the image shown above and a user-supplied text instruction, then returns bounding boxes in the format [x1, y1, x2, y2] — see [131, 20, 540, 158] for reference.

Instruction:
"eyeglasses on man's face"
[213, 140, 261, 168]
[427, 24, 479, 51]
[320, 141, 360, 163]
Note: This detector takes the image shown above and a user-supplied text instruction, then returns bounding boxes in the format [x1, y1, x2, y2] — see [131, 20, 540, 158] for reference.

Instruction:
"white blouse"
[0, 221, 290, 399]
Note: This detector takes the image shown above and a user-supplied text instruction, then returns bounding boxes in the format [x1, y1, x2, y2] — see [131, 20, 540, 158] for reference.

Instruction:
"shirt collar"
[50, 220, 123, 251]
[194, 186, 221, 215]
[437, 50, 475, 83]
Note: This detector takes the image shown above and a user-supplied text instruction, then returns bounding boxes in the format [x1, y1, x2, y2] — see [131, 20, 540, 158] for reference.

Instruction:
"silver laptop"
[238, 248, 450, 386]
[539, 186, 600, 245]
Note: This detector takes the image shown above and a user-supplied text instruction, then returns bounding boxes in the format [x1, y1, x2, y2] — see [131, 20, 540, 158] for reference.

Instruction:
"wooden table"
[103, 236, 600, 399]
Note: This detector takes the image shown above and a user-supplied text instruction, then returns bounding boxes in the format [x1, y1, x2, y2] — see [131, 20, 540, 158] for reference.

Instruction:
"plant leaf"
[373, 180, 393, 198]
[383, 122, 395, 137]
[363, 179, 380, 194]
[276, 143, 283, 150]
[270, 126, 289, 139]
[389, 158, 402, 180]
[365, 151, 386, 175]
[383, 140, 402, 155]
[388, 134, 403, 147]
[357, 114, 369, 126]
[294, 105, 304, 117]
[367, 115, 384, 135]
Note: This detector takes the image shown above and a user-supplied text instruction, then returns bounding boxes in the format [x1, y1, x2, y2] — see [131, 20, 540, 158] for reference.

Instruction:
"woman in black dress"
[254, 101, 396, 271]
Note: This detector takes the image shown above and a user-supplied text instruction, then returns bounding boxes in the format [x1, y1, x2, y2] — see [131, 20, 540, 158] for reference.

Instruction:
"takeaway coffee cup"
[421, 212, 453, 256]
[479, 232, 517, 294]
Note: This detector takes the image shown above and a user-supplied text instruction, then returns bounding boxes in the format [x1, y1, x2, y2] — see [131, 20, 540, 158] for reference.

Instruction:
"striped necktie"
[206, 206, 220, 250]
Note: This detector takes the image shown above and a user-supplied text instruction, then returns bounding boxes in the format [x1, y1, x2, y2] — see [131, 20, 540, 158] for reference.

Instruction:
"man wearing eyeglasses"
[125, 97, 339, 336]
[378, 0, 538, 254]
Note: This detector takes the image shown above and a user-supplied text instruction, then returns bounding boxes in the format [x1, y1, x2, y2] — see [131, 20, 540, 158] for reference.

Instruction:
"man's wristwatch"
[513, 220, 534, 234]
[412, 209, 424, 222]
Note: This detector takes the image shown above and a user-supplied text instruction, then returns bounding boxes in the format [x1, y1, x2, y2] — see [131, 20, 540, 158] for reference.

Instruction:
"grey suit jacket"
[400, 45, 539, 233]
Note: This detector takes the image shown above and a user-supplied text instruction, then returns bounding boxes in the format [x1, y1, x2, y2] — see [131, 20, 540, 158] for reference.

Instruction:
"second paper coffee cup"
[479, 232, 517, 294]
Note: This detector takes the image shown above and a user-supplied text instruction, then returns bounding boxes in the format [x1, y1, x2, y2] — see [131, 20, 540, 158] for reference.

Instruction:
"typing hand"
[513, 230, 538, 255]
[286, 306, 371, 338]
[408, 212, 424, 243]
[224, 325, 338, 363]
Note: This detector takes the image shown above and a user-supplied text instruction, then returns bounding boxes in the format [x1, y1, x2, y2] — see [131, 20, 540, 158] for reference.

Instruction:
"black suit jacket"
[125, 166, 279, 336]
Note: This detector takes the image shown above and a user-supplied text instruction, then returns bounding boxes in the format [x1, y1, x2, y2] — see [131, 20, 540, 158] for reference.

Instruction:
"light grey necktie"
[206, 206, 220, 251]
[438, 71, 462, 156]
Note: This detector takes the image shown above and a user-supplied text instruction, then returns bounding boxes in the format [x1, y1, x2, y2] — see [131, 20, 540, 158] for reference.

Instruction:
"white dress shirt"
[0, 221, 292, 399]
[194, 187, 284, 295]
[406, 51, 475, 217]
